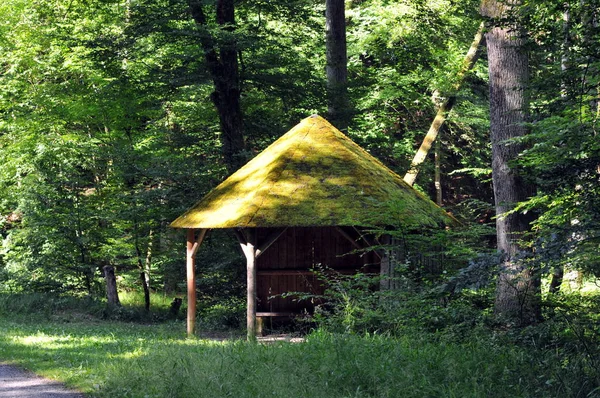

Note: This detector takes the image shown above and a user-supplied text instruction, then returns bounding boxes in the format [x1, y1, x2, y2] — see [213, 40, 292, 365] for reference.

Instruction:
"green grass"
[118, 291, 179, 309]
[0, 292, 598, 397]
[0, 314, 594, 397]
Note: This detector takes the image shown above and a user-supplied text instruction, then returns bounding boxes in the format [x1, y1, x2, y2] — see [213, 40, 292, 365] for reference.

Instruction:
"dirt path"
[0, 363, 84, 398]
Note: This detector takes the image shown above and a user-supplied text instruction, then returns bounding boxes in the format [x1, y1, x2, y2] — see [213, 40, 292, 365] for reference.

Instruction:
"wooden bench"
[256, 312, 297, 336]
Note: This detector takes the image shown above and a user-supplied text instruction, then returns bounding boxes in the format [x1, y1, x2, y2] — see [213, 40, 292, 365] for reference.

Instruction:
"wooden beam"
[191, 228, 208, 258]
[233, 228, 247, 245]
[256, 312, 296, 317]
[335, 226, 382, 260]
[257, 268, 365, 276]
[186, 228, 208, 337]
[351, 226, 382, 260]
[186, 228, 196, 337]
[255, 227, 287, 258]
[334, 226, 363, 250]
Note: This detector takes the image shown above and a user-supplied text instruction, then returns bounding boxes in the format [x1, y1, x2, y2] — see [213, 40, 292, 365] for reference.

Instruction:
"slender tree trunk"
[326, 0, 349, 130]
[560, 5, 570, 97]
[188, 0, 246, 174]
[575, 270, 584, 290]
[482, 0, 540, 325]
[581, 1, 600, 146]
[133, 218, 151, 311]
[547, 7, 571, 293]
[434, 136, 442, 206]
[403, 22, 485, 186]
[135, 243, 151, 312]
[144, 229, 153, 291]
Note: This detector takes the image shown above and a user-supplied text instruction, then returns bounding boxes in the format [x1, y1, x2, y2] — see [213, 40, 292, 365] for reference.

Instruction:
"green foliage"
[0, 0, 596, 377]
[0, 0, 495, 306]
[0, 292, 106, 321]
[197, 298, 245, 331]
[346, 0, 490, 188]
[308, 266, 494, 337]
[511, 0, 600, 279]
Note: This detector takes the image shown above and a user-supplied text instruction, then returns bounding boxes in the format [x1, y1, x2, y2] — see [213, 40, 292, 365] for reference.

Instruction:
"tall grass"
[0, 292, 598, 397]
[118, 291, 180, 309]
[0, 314, 594, 397]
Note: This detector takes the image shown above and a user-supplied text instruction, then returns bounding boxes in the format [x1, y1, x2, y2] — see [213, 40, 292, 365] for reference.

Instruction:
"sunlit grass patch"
[118, 290, 180, 310]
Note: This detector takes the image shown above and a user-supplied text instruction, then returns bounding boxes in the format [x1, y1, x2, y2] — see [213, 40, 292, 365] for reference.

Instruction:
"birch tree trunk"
[144, 229, 153, 291]
[434, 137, 442, 206]
[482, 0, 540, 325]
[403, 22, 485, 186]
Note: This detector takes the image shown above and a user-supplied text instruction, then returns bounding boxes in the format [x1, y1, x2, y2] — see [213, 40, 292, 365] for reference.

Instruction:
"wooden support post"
[256, 316, 265, 337]
[246, 229, 257, 342]
[186, 228, 208, 338]
[434, 136, 442, 206]
[236, 229, 258, 342]
[380, 234, 391, 291]
[186, 228, 196, 337]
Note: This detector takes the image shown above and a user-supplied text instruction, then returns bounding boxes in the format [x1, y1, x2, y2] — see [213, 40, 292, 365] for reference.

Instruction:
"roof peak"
[171, 115, 453, 229]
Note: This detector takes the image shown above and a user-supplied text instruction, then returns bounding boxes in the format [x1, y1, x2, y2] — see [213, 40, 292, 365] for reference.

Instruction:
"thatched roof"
[171, 115, 454, 229]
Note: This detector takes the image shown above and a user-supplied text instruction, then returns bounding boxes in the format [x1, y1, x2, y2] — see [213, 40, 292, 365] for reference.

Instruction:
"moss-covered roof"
[171, 115, 454, 229]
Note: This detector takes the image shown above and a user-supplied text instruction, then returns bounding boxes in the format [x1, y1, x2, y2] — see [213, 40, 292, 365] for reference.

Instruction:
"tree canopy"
[0, 0, 598, 332]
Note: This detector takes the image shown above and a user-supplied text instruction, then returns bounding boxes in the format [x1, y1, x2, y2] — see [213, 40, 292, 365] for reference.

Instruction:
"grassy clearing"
[0, 313, 592, 398]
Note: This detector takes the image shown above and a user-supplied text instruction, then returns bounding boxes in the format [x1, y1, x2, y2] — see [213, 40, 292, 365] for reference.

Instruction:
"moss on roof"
[170, 115, 454, 229]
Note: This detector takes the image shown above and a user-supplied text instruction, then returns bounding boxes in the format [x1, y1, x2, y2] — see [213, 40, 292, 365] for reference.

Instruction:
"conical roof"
[171, 115, 454, 229]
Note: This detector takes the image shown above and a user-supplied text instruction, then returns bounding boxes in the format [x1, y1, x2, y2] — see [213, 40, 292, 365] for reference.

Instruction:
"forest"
[0, 0, 599, 396]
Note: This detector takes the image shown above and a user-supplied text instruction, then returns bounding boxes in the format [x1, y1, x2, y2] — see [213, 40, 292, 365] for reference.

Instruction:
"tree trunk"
[482, 0, 540, 325]
[144, 229, 153, 291]
[104, 266, 121, 307]
[403, 22, 485, 186]
[548, 265, 564, 294]
[140, 271, 150, 311]
[135, 231, 151, 312]
[188, 0, 246, 174]
[326, 0, 349, 130]
[434, 136, 442, 206]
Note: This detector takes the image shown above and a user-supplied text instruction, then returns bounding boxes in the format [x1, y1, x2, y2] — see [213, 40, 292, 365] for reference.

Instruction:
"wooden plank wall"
[255, 227, 379, 313]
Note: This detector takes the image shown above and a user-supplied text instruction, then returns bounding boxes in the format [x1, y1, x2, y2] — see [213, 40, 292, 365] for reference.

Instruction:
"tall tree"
[188, 0, 246, 174]
[326, 0, 349, 129]
[481, 0, 539, 325]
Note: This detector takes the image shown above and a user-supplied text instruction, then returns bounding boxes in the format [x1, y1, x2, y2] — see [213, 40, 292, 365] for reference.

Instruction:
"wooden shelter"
[170, 115, 453, 339]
